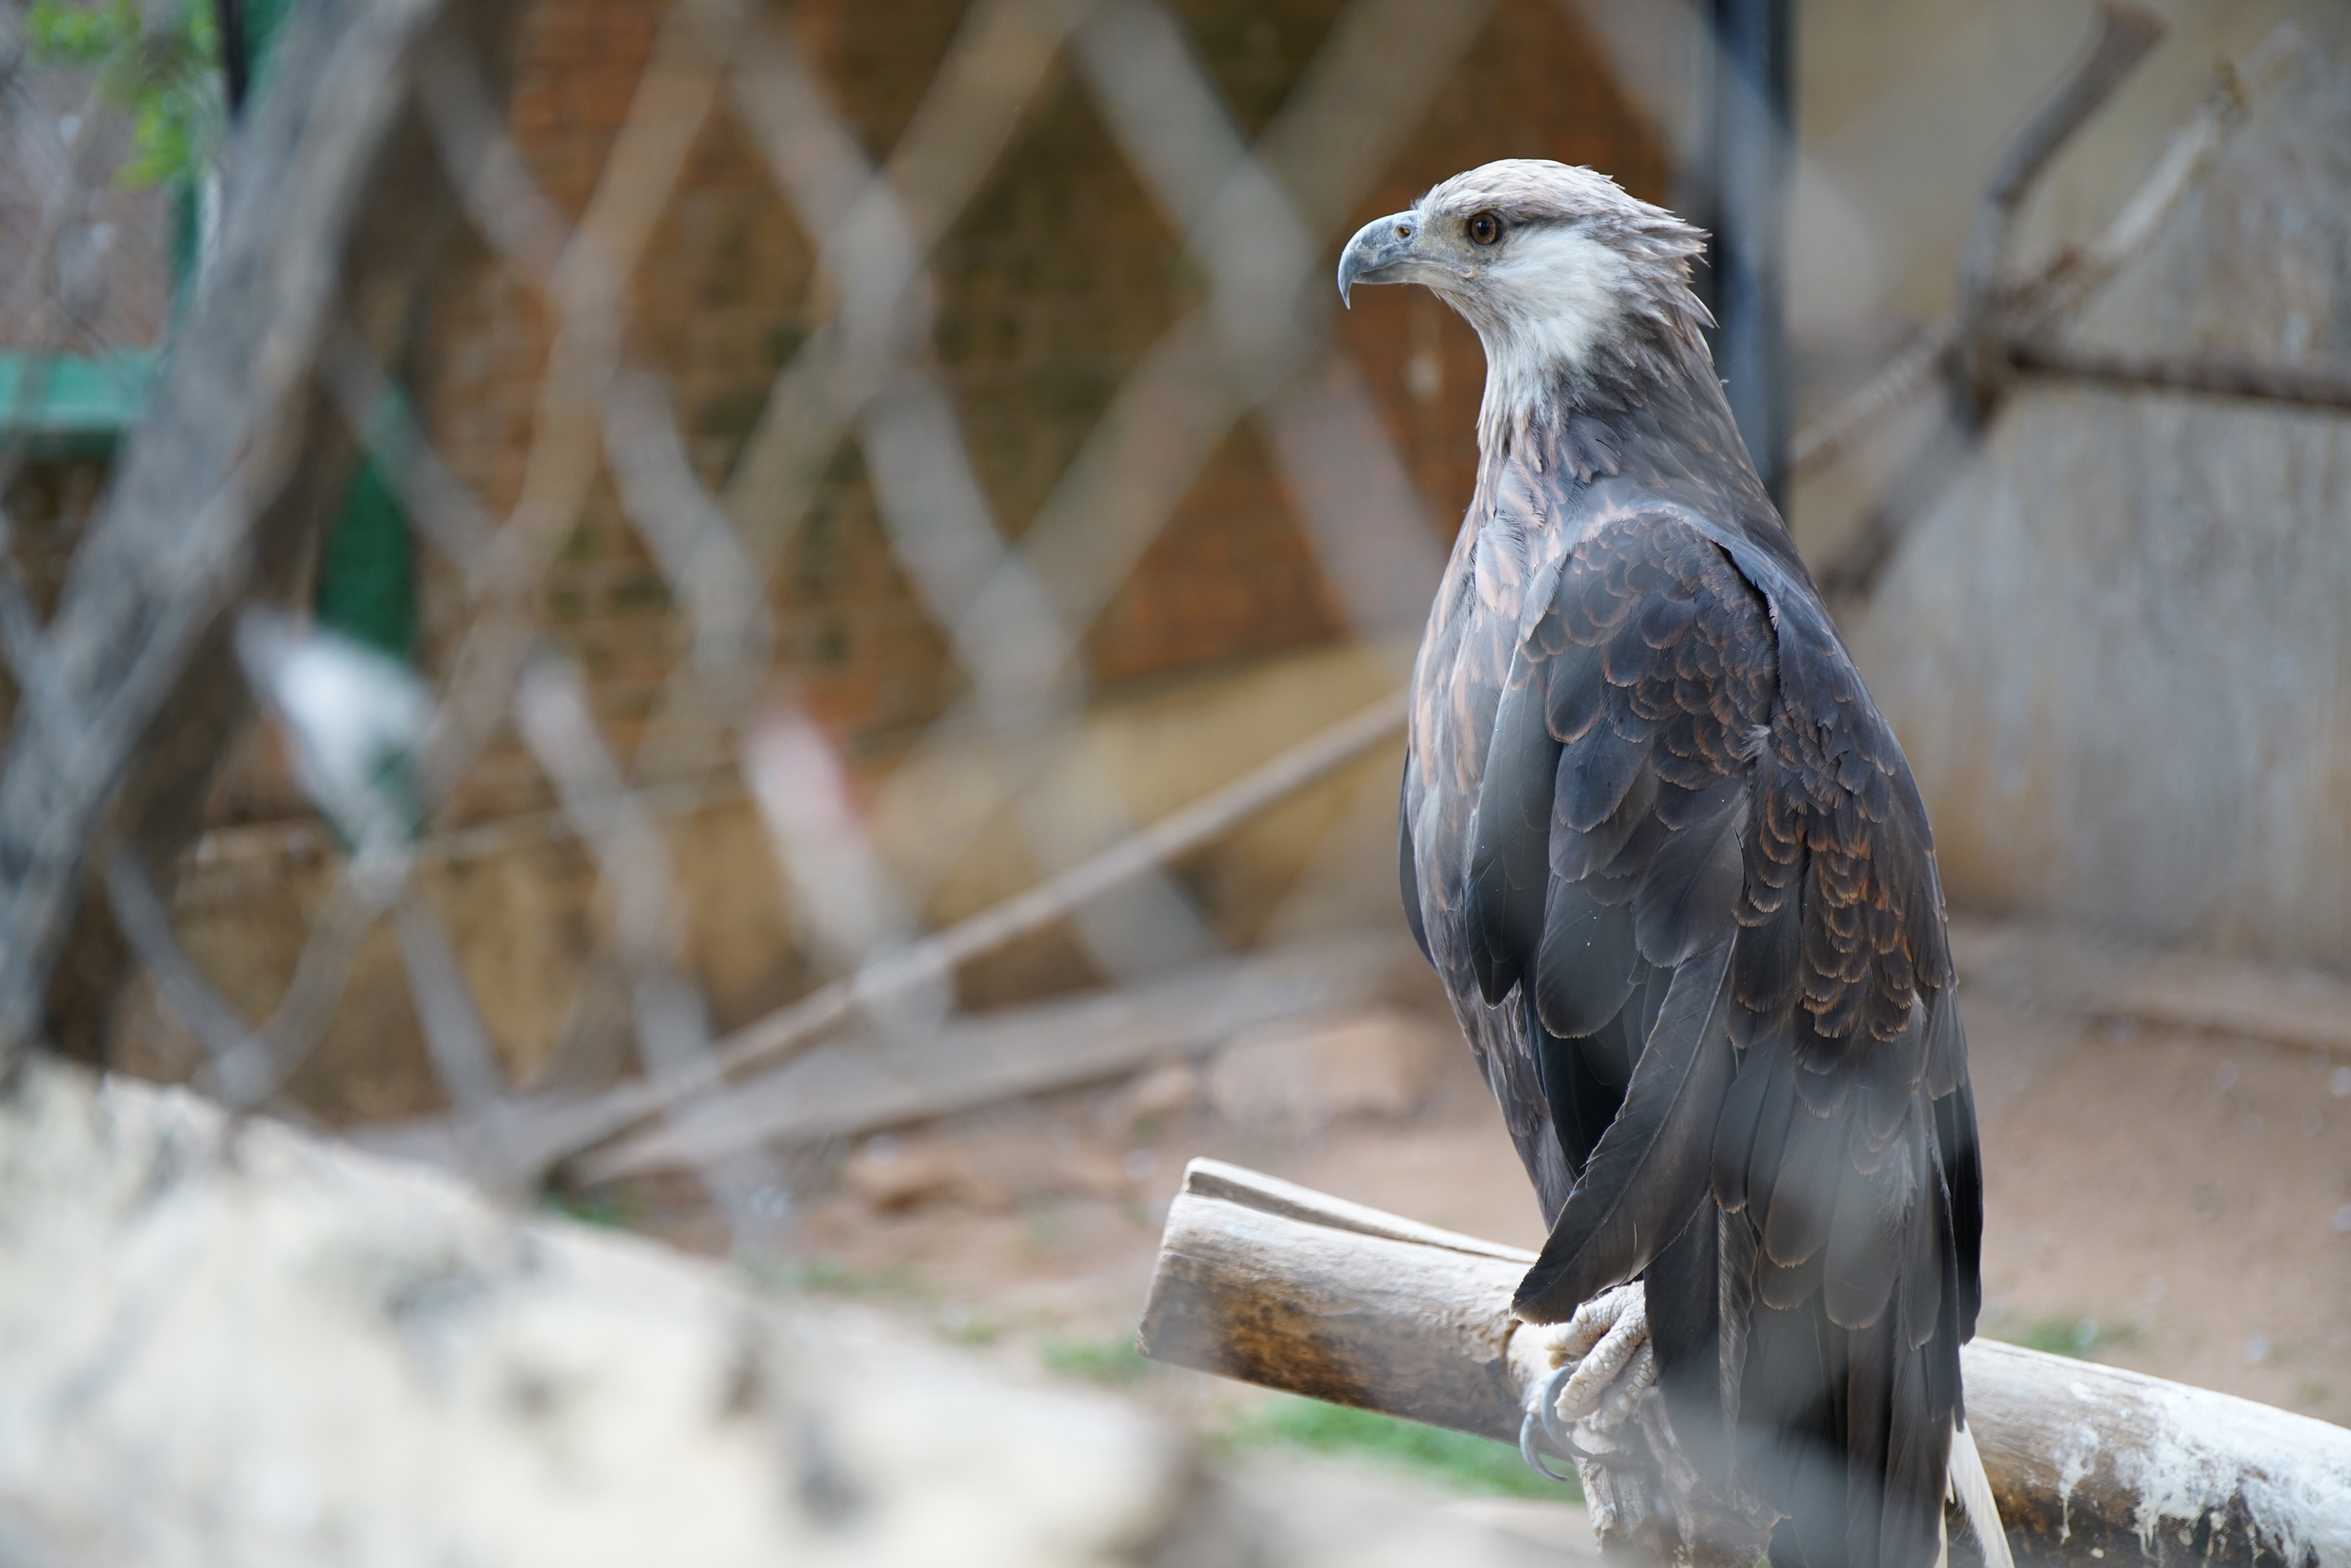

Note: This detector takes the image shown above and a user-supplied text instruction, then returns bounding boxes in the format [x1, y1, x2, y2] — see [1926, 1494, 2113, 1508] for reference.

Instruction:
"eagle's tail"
[1943, 1418, 2013, 1568]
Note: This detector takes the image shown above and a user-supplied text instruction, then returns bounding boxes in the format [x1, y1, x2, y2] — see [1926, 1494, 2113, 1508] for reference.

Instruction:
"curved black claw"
[1518, 1362, 1591, 1483]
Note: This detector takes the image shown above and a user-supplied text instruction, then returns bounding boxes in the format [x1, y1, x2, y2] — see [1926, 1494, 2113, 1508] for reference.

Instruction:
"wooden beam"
[453, 691, 1412, 1182]
[353, 935, 1406, 1184]
[1140, 1159, 2351, 1566]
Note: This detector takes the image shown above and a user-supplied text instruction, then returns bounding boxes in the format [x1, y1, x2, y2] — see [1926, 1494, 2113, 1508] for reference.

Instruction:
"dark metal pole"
[216, 0, 250, 117]
[1690, 0, 1794, 510]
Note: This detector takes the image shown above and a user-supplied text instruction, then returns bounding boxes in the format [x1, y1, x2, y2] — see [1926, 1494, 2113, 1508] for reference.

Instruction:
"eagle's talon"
[1545, 1280, 1645, 1363]
[1521, 1282, 1653, 1445]
[1591, 1340, 1657, 1426]
[1521, 1387, 1586, 1481]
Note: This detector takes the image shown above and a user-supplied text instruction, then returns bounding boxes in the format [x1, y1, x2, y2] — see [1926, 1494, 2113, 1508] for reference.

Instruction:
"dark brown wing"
[1451, 506, 1979, 1568]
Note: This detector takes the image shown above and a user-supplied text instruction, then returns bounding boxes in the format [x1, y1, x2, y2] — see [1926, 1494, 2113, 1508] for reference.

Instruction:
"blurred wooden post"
[0, 1059, 1568, 1566]
[0, 0, 531, 1061]
[1139, 1159, 2351, 1566]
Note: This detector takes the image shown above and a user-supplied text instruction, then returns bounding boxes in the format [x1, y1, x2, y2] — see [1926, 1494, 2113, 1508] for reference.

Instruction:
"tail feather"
[1944, 1419, 2013, 1568]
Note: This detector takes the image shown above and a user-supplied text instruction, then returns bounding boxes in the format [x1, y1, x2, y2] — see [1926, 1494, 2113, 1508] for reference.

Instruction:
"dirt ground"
[626, 916, 2351, 1442]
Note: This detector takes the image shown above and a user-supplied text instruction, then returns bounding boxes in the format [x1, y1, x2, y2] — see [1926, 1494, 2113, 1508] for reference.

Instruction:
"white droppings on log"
[1962, 1340, 2351, 1565]
[2114, 1366, 2351, 1563]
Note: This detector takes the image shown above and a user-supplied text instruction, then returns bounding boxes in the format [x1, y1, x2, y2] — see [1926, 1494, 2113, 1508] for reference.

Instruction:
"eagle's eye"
[1467, 211, 1502, 247]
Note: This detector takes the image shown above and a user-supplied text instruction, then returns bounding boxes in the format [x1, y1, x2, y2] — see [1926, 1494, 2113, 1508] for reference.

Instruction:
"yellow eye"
[1468, 211, 1502, 246]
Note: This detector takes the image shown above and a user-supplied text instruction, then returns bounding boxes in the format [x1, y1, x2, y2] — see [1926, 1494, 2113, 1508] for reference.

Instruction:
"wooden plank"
[351, 936, 1407, 1182]
[453, 693, 1411, 1178]
[576, 936, 1404, 1181]
[1140, 1159, 2351, 1566]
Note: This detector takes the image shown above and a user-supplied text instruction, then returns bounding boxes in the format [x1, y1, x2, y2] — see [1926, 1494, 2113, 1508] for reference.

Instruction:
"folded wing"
[1443, 508, 1982, 1568]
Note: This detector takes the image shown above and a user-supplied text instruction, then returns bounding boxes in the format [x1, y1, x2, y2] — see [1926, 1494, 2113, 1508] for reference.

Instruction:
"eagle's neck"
[1470, 311, 1729, 474]
[1459, 284, 1776, 544]
[1453, 250, 1722, 476]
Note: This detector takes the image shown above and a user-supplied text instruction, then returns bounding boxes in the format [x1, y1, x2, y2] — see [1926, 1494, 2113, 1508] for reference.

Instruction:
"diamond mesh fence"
[0, 0, 1586, 1255]
[2, 0, 2313, 1255]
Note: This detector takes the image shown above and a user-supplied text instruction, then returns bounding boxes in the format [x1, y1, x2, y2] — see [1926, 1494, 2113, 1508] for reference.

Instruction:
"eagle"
[1338, 161, 2009, 1568]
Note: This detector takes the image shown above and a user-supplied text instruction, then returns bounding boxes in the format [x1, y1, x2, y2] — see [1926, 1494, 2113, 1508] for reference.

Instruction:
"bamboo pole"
[1139, 1159, 2351, 1567]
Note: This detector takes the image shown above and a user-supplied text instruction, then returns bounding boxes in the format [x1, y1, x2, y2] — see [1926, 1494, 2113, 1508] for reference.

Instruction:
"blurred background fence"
[0, 0, 1696, 1240]
[2, 0, 2350, 1521]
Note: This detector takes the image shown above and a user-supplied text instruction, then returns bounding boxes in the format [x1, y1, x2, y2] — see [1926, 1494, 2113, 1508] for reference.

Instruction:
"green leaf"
[26, 0, 135, 64]
[27, 0, 225, 190]
[1038, 1334, 1154, 1388]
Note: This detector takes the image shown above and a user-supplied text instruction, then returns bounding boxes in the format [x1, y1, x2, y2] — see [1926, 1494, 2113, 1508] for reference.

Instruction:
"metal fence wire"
[0, 0, 2323, 1258]
[0, 0, 1578, 1251]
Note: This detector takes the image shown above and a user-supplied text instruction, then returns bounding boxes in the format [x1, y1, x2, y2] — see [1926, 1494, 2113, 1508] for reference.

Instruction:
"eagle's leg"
[1541, 1283, 1656, 1433]
[1521, 1284, 1777, 1568]
[1517, 1285, 1657, 1517]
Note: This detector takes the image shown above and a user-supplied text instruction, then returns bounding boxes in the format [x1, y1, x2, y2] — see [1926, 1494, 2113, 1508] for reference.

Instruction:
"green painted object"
[314, 454, 417, 660]
[0, 350, 158, 455]
[19, 0, 415, 655]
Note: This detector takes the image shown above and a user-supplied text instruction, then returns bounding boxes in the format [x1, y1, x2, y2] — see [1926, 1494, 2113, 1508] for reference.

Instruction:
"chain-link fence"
[4, 0, 2336, 1246]
[0, 0, 1613, 1262]
[2, 0, 2327, 1245]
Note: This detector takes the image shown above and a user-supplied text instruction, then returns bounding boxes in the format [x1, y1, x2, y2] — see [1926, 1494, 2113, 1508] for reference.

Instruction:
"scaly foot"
[1520, 1282, 1657, 1468]
[1518, 1284, 1779, 1566]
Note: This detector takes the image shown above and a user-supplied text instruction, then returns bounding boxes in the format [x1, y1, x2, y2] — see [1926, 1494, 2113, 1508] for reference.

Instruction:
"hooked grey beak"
[1336, 211, 1420, 307]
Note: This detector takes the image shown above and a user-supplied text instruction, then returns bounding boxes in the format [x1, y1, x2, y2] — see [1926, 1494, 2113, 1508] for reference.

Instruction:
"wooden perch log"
[1139, 1160, 2351, 1567]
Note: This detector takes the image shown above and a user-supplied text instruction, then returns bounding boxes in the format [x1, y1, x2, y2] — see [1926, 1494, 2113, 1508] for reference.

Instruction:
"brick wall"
[397, 0, 1667, 817]
[128, 0, 1668, 1109]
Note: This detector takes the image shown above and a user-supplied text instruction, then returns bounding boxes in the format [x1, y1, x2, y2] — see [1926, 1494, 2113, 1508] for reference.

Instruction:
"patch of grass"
[754, 1254, 925, 1302]
[542, 1189, 632, 1229]
[1039, 1334, 1154, 1388]
[1020, 1195, 1070, 1251]
[1997, 1312, 2143, 1360]
[1219, 1395, 1578, 1502]
[936, 1302, 1001, 1347]
[743, 1258, 1002, 1349]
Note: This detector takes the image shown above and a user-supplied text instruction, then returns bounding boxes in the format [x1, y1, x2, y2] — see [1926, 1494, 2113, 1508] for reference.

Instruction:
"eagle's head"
[1336, 160, 1711, 451]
